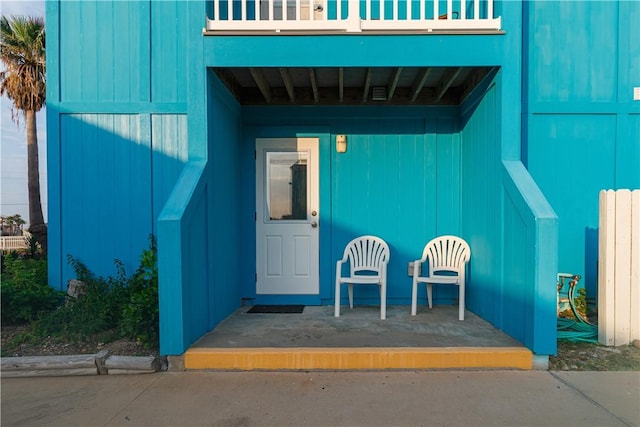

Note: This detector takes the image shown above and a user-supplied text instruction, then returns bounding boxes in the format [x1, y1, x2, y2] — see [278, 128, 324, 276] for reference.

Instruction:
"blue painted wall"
[59, 114, 152, 281]
[206, 73, 243, 327]
[459, 72, 502, 324]
[48, 0, 190, 288]
[241, 107, 464, 306]
[49, 0, 568, 356]
[459, 69, 557, 355]
[524, 0, 640, 299]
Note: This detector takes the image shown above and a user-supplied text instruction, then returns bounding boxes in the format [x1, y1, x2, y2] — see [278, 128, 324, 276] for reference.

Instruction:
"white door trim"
[255, 137, 319, 295]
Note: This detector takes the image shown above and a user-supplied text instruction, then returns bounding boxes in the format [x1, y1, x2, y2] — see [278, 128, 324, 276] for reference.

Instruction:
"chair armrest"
[412, 259, 423, 279]
[336, 259, 344, 278]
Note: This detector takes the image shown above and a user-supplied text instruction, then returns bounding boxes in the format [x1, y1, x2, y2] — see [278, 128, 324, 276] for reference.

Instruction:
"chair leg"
[411, 280, 418, 316]
[380, 284, 386, 320]
[427, 283, 433, 309]
[348, 284, 354, 309]
[459, 283, 465, 321]
[334, 279, 341, 317]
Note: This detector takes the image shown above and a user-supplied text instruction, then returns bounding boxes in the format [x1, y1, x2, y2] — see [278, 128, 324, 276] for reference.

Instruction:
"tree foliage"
[0, 15, 47, 251]
[0, 15, 46, 119]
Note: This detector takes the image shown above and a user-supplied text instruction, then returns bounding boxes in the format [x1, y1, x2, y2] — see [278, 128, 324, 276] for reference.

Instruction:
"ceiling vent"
[371, 86, 387, 101]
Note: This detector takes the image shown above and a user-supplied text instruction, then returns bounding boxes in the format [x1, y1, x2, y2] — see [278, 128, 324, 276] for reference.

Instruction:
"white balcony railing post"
[205, 0, 501, 33]
[347, 0, 362, 32]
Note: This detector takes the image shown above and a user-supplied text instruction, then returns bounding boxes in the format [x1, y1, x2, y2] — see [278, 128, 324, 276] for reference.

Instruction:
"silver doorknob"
[311, 210, 317, 217]
[311, 221, 318, 228]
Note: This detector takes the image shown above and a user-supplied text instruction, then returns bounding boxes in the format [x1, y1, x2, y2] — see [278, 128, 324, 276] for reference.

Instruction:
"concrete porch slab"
[185, 305, 532, 370]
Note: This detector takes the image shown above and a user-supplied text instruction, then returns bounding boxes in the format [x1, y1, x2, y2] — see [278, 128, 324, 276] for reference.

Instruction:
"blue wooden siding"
[59, 114, 152, 281]
[151, 1, 189, 103]
[529, 1, 617, 103]
[152, 115, 189, 223]
[206, 73, 243, 326]
[48, 0, 191, 290]
[461, 71, 558, 355]
[460, 74, 502, 323]
[58, 0, 188, 104]
[524, 0, 640, 298]
[56, 113, 188, 288]
[528, 115, 617, 293]
[502, 162, 558, 355]
[59, 1, 146, 103]
[48, 0, 572, 357]
[240, 107, 465, 306]
[158, 74, 243, 355]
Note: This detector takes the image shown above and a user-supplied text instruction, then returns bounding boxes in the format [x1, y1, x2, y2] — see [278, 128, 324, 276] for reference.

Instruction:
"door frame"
[255, 137, 320, 299]
[245, 130, 332, 306]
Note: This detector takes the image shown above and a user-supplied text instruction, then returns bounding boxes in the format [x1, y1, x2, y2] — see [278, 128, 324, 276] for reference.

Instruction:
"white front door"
[256, 138, 319, 295]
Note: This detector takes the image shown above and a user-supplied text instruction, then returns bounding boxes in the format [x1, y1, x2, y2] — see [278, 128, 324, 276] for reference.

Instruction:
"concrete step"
[184, 346, 533, 370]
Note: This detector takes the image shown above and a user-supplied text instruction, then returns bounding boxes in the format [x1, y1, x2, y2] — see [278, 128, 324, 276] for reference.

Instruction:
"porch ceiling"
[214, 66, 494, 106]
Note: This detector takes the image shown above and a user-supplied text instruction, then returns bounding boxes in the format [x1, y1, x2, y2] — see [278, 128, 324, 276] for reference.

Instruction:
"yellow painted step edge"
[185, 347, 532, 370]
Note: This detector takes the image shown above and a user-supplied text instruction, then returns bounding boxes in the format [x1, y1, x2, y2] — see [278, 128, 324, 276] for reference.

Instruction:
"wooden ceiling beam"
[435, 67, 463, 103]
[338, 67, 344, 102]
[362, 67, 372, 102]
[410, 67, 432, 102]
[214, 68, 242, 101]
[460, 67, 492, 103]
[309, 68, 319, 103]
[279, 67, 295, 103]
[387, 67, 403, 101]
[249, 67, 272, 103]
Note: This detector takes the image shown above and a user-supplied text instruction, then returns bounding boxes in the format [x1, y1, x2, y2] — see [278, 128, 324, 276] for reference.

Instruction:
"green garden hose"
[556, 274, 598, 343]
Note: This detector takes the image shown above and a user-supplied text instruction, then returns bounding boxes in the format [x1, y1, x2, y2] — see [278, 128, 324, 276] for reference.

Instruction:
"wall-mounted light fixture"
[336, 134, 347, 153]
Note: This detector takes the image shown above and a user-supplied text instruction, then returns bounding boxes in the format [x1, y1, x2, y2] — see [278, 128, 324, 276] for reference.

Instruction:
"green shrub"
[119, 238, 159, 348]
[0, 254, 61, 324]
[7, 237, 159, 349]
[36, 258, 126, 339]
[25, 237, 159, 348]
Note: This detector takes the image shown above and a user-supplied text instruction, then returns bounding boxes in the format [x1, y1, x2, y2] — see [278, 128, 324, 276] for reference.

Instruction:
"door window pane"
[266, 152, 308, 220]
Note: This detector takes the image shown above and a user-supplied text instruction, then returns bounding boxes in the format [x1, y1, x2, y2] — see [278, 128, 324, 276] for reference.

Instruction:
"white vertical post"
[599, 189, 640, 346]
[337, 0, 341, 20]
[380, 0, 384, 21]
[474, 0, 479, 20]
[614, 190, 632, 345]
[228, 0, 233, 20]
[487, 0, 493, 19]
[241, 0, 246, 20]
[255, 0, 260, 20]
[433, 0, 439, 20]
[365, 0, 371, 20]
[460, 0, 465, 20]
[631, 190, 640, 342]
[347, 0, 361, 31]
[447, 0, 452, 18]
[599, 190, 616, 346]
[295, 0, 300, 20]
[407, 0, 412, 21]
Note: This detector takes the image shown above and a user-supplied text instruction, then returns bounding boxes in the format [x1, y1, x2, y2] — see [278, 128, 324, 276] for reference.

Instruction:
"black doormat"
[247, 305, 305, 314]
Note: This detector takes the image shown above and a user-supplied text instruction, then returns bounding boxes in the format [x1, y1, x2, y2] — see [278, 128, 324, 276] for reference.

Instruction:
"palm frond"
[0, 15, 46, 118]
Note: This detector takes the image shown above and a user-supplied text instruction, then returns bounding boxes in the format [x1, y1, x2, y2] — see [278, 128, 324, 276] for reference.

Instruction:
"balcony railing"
[0, 233, 30, 252]
[206, 0, 501, 33]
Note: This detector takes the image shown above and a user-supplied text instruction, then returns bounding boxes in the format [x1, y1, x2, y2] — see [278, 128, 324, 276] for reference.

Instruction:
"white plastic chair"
[334, 235, 390, 320]
[411, 235, 470, 320]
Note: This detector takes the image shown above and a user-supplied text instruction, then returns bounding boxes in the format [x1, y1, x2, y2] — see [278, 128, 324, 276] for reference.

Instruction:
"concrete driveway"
[2, 370, 638, 426]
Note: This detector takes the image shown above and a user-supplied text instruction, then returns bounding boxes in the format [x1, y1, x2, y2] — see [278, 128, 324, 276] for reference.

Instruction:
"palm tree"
[0, 15, 47, 252]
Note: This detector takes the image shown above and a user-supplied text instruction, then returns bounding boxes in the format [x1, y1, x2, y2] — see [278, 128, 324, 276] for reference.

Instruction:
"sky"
[0, 0, 47, 227]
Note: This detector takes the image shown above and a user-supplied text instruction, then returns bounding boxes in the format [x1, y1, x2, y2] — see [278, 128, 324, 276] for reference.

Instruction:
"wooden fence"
[0, 233, 30, 252]
[598, 189, 640, 346]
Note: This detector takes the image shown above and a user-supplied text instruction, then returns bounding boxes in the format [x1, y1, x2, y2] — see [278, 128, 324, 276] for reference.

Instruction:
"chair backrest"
[343, 235, 390, 276]
[423, 235, 470, 274]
